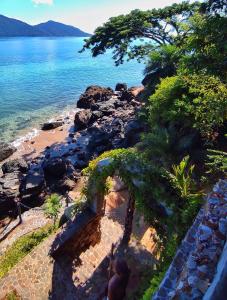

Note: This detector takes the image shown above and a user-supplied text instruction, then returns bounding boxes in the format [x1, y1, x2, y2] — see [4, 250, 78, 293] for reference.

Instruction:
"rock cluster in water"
[0, 83, 145, 216]
[0, 142, 16, 162]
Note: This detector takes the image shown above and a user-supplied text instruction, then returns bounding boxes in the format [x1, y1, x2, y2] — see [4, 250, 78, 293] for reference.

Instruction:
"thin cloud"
[32, 0, 53, 5]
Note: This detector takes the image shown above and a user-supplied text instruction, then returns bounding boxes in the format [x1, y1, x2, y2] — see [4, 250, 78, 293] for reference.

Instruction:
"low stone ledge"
[153, 180, 227, 300]
[50, 207, 101, 259]
[203, 241, 227, 300]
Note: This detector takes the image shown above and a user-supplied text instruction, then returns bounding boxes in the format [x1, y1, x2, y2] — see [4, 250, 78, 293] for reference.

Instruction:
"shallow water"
[0, 37, 144, 143]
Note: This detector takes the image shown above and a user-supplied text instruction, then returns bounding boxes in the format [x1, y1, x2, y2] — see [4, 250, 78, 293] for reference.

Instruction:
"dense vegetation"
[83, 0, 226, 298]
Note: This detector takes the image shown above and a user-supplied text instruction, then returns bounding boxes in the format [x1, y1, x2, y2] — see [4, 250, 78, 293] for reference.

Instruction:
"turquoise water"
[0, 37, 144, 143]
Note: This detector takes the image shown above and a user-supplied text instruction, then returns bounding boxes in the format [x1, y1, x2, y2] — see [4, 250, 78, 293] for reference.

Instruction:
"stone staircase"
[55, 215, 124, 299]
[0, 208, 155, 300]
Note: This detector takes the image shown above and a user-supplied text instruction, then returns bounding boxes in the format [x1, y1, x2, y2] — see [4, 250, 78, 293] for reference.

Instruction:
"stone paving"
[0, 208, 155, 300]
[0, 209, 49, 256]
[0, 215, 123, 299]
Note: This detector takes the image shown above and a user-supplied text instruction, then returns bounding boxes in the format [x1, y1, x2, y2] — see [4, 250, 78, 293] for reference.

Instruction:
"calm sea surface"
[0, 37, 144, 143]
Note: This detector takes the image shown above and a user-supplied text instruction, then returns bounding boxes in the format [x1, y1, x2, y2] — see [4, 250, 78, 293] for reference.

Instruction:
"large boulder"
[0, 171, 22, 215]
[41, 121, 64, 130]
[90, 110, 103, 123]
[124, 120, 145, 147]
[21, 168, 45, 197]
[93, 100, 116, 116]
[0, 172, 21, 199]
[88, 127, 112, 154]
[2, 158, 28, 174]
[120, 89, 135, 102]
[74, 109, 92, 130]
[43, 157, 67, 178]
[77, 86, 114, 109]
[115, 83, 127, 92]
[0, 142, 16, 162]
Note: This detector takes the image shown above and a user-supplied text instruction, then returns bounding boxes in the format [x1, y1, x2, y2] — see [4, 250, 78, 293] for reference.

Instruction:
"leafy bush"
[142, 45, 181, 96]
[0, 224, 55, 279]
[180, 13, 227, 80]
[148, 75, 227, 141]
[165, 156, 203, 237]
[44, 194, 62, 225]
[206, 149, 227, 176]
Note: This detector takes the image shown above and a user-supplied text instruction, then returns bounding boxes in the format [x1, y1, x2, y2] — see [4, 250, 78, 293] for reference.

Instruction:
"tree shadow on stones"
[48, 208, 102, 300]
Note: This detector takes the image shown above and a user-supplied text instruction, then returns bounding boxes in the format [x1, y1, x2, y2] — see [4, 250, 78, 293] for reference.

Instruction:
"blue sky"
[0, 0, 185, 33]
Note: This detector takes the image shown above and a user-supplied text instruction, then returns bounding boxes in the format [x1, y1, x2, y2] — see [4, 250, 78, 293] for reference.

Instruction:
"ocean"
[0, 37, 144, 144]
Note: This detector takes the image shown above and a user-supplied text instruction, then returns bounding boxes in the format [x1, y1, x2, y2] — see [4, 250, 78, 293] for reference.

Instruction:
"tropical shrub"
[206, 149, 227, 176]
[44, 194, 62, 226]
[165, 156, 203, 237]
[148, 75, 227, 141]
[180, 13, 227, 81]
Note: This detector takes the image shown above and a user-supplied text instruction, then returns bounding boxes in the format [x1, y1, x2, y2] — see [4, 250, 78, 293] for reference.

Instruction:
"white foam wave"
[10, 106, 79, 148]
[11, 128, 40, 148]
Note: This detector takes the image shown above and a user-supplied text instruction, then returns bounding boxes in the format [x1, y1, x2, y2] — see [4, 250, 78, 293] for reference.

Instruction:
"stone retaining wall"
[153, 179, 227, 300]
[51, 208, 101, 259]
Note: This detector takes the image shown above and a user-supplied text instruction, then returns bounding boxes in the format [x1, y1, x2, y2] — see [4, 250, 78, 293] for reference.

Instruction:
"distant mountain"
[0, 15, 91, 37]
[34, 20, 90, 37]
[0, 15, 41, 37]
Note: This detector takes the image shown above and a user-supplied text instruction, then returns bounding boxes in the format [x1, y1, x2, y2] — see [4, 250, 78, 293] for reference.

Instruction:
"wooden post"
[121, 194, 135, 247]
[66, 193, 69, 207]
[17, 202, 22, 224]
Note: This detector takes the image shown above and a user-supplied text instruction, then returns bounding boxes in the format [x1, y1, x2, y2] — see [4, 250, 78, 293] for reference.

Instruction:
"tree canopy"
[80, 1, 200, 65]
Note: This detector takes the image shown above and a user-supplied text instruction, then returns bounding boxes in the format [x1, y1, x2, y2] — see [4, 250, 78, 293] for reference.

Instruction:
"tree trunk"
[121, 194, 135, 247]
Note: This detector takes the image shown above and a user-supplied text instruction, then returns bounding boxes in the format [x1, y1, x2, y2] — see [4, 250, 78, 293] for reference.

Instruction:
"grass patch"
[0, 223, 55, 279]
[4, 290, 21, 300]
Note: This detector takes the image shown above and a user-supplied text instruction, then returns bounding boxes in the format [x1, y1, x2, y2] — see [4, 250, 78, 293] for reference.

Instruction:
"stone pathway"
[0, 209, 49, 256]
[53, 215, 124, 299]
[0, 211, 155, 300]
[0, 215, 124, 300]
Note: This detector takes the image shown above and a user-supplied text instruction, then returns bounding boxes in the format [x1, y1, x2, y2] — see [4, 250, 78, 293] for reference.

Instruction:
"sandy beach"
[7, 112, 76, 163]
[5, 86, 144, 164]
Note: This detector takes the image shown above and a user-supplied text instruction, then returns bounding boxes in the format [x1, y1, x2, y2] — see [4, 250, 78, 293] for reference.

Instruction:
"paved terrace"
[0, 205, 155, 300]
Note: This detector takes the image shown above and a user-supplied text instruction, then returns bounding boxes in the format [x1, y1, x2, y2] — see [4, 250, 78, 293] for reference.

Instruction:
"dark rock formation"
[0, 142, 16, 162]
[41, 121, 64, 130]
[90, 111, 103, 123]
[43, 158, 67, 178]
[74, 109, 92, 130]
[87, 127, 112, 154]
[0, 84, 145, 216]
[77, 86, 114, 109]
[21, 168, 45, 197]
[2, 158, 28, 174]
[124, 120, 145, 147]
[115, 83, 127, 91]
[120, 89, 135, 102]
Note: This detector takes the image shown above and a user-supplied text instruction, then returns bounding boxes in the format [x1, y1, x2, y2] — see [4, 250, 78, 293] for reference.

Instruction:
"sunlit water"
[0, 37, 144, 143]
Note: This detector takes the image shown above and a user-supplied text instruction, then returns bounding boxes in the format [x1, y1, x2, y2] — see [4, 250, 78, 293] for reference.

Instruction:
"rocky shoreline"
[0, 83, 145, 218]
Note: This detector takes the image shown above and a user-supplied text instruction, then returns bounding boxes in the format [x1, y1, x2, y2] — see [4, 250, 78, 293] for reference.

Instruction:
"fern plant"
[165, 156, 203, 235]
[168, 156, 194, 198]
[206, 149, 227, 175]
[44, 194, 62, 226]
